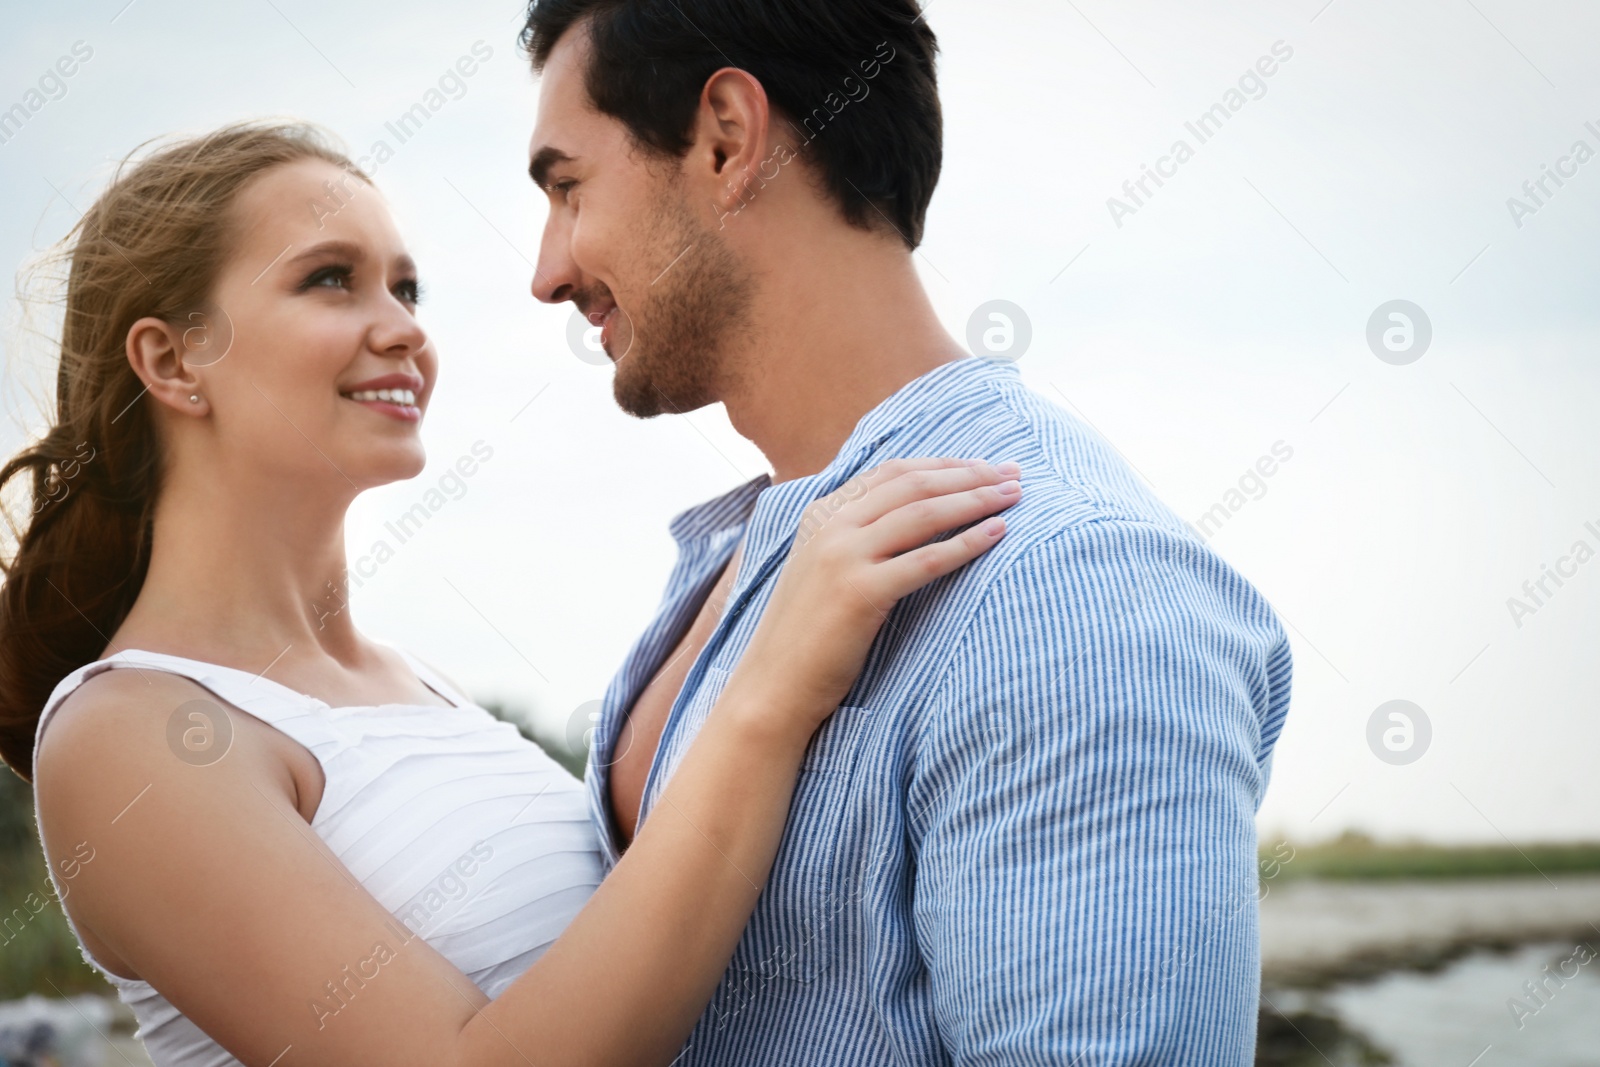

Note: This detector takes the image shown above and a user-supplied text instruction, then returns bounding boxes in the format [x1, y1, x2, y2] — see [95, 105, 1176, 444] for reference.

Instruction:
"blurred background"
[1, 0, 1596, 1063]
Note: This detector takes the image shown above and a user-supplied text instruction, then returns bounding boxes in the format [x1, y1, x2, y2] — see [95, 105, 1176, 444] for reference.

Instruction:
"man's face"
[528, 24, 754, 418]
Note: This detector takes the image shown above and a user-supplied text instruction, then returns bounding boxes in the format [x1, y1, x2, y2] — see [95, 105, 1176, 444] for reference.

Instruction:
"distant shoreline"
[1261, 835, 1600, 884]
[1260, 873, 1600, 990]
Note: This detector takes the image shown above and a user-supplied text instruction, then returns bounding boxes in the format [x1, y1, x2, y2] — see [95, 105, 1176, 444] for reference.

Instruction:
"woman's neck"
[113, 467, 363, 670]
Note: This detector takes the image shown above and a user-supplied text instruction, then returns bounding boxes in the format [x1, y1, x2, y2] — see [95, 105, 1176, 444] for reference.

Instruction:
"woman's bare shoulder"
[37, 666, 205, 784]
[34, 665, 286, 836]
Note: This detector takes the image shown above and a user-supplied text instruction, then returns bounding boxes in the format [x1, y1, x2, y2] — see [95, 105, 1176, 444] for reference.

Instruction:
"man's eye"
[553, 180, 577, 199]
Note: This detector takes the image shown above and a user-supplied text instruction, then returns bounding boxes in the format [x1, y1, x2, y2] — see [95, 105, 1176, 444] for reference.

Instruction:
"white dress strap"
[391, 649, 472, 708]
[34, 649, 344, 769]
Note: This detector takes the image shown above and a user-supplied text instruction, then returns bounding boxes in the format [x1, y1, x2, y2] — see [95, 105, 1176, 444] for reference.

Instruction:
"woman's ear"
[126, 304, 233, 416]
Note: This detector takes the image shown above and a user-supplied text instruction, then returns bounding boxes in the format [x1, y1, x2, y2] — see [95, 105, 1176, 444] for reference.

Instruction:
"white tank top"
[30, 648, 604, 1067]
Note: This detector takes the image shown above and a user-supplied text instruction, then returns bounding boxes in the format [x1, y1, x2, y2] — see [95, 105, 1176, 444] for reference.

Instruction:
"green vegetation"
[0, 770, 106, 999]
[1263, 831, 1600, 882]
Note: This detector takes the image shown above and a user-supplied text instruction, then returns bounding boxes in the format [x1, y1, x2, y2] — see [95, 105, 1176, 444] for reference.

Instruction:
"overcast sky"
[2, 0, 1596, 846]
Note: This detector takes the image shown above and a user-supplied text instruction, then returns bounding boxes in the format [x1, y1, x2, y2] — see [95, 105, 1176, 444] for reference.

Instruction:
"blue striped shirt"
[586, 356, 1293, 1065]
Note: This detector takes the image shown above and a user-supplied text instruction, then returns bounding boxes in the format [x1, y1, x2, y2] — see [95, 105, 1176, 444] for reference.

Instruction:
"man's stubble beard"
[611, 185, 756, 419]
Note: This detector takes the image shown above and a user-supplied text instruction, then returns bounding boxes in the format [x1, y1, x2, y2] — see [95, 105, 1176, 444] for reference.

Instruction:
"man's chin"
[613, 365, 715, 419]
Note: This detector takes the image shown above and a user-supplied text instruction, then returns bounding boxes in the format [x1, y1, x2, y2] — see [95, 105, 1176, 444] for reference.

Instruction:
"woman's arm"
[35, 458, 1020, 1067]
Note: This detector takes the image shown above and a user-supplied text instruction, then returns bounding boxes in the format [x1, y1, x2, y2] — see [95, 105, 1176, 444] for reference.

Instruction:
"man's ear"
[126, 314, 208, 417]
[692, 67, 786, 219]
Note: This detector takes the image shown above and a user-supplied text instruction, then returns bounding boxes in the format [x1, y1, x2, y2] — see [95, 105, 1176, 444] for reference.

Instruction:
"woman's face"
[186, 158, 435, 493]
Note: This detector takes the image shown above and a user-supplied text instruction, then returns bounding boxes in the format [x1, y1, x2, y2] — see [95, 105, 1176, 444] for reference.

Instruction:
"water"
[1269, 941, 1600, 1066]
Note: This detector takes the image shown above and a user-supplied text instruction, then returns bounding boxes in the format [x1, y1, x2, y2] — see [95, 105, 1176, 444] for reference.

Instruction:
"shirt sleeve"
[907, 517, 1292, 1065]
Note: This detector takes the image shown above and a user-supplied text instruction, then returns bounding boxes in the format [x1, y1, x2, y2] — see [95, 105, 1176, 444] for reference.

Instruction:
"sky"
[1, 0, 1596, 845]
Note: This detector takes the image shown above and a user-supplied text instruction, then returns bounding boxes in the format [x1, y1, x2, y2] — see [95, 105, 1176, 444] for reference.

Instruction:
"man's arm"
[908, 518, 1292, 1065]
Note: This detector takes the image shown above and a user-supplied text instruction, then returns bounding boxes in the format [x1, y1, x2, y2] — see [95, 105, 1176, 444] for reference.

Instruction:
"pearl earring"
[188, 394, 200, 404]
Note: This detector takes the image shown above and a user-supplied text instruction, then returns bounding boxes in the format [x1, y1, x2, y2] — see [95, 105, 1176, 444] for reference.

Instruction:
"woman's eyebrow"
[286, 239, 367, 267]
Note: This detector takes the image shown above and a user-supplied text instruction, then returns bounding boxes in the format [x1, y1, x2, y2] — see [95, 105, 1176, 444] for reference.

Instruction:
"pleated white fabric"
[31, 647, 603, 1067]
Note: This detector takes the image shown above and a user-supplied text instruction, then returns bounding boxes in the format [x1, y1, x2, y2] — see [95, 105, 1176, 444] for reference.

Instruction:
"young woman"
[0, 122, 1022, 1066]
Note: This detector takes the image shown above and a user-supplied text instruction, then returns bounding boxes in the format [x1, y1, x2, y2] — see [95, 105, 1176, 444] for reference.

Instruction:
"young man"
[521, 1, 1292, 1062]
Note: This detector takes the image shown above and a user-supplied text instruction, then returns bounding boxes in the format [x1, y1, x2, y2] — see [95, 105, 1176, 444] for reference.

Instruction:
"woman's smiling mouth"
[340, 374, 424, 422]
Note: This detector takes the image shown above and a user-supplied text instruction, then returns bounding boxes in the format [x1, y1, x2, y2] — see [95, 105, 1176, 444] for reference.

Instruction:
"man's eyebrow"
[529, 146, 576, 191]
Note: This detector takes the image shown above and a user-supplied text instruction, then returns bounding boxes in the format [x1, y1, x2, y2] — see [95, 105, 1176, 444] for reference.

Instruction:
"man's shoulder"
[906, 370, 1288, 659]
[916, 370, 1197, 551]
[905, 378, 1293, 766]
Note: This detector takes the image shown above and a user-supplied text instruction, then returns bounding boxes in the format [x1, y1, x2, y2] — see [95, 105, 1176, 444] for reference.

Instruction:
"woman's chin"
[350, 445, 429, 489]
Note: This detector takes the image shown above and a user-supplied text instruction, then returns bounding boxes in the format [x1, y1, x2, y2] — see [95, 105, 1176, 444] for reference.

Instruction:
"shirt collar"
[829, 355, 1016, 474]
[666, 356, 1018, 553]
[668, 473, 770, 546]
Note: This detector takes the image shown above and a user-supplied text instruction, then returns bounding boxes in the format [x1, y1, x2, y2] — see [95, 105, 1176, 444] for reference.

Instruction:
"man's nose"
[532, 217, 579, 304]
[532, 263, 577, 304]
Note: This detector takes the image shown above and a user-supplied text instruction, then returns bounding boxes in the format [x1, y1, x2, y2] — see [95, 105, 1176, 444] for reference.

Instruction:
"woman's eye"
[395, 278, 425, 305]
[301, 265, 352, 291]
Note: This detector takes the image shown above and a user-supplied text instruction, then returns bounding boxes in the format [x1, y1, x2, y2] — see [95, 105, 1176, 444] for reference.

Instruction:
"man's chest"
[606, 542, 744, 845]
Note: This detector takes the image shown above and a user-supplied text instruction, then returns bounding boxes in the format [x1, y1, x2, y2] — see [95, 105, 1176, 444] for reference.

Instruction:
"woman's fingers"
[876, 516, 1009, 600]
[855, 461, 1019, 527]
[805, 458, 1019, 536]
[864, 479, 1022, 559]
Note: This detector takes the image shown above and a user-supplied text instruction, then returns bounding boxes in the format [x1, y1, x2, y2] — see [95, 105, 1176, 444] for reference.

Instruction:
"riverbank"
[1261, 874, 1600, 988]
[1256, 874, 1600, 1066]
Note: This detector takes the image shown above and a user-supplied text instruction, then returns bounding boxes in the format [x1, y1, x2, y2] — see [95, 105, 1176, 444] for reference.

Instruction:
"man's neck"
[718, 235, 967, 484]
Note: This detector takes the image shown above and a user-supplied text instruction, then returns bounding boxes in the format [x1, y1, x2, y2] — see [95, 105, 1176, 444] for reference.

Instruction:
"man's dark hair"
[521, 0, 943, 249]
